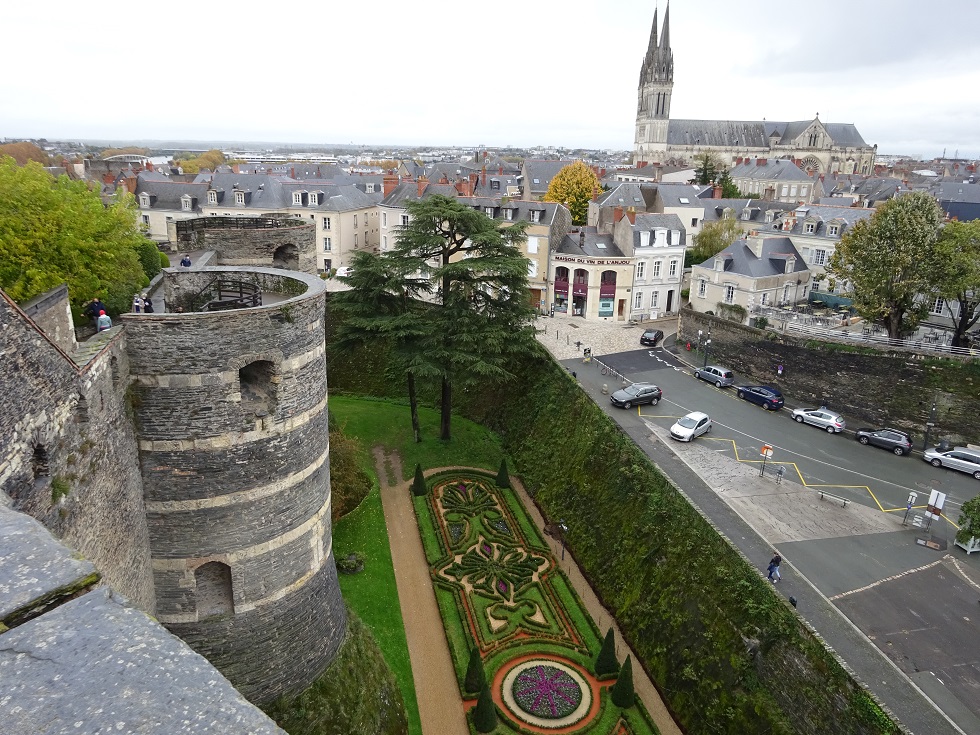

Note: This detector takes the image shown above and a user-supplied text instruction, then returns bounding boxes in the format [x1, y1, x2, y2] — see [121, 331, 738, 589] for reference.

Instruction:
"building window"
[801, 186, 808, 197]
[527, 237, 538, 254]
[812, 278, 821, 292]
[354, 214, 358, 227]
[804, 222, 815, 233]
[323, 238, 331, 251]
[761, 292, 769, 305]
[527, 260, 538, 278]
[141, 214, 150, 225]
[235, 191, 245, 205]
[780, 185, 789, 197]
[783, 284, 791, 302]
[323, 258, 332, 271]
[652, 261, 661, 278]
[292, 192, 303, 205]
[636, 261, 646, 279]
[790, 185, 798, 197]
[698, 279, 706, 298]
[505, 209, 513, 221]
[530, 210, 541, 223]
[366, 183, 375, 193]
[485, 207, 494, 217]
[323, 217, 331, 229]
[354, 234, 358, 246]
[812, 249, 827, 266]
[491, 179, 500, 190]
[633, 291, 642, 309]
[651, 290, 659, 308]
[668, 260, 678, 277]
[195, 562, 234, 618]
[382, 212, 387, 227]
[724, 285, 735, 304]
[828, 224, 839, 236]
[401, 214, 410, 226]
[931, 297, 945, 315]
[691, 217, 698, 227]
[382, 235, 387, 248]
[139, 194, 150, 207]
[309, 193, 318, 205]
[208, 191, 218, 204]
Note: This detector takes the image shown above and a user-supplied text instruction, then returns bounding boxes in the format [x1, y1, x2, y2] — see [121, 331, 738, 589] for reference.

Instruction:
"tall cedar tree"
[392, 195, 536, 440]
[0, 156, 148, 318]
[496, 459, 510, 488]
[411, 463, 427, 497]
[464, 647, 486, 694]
[934, 220, 980, 346]
[472, 684, 498, 732]
[693, 152, 719, 185]
[610, 655, 636, 708]
[594, 627, 620, 677]
[543, 161, 602, 225]
[826, 191, 945, 339]
[330, 250, 433, 441]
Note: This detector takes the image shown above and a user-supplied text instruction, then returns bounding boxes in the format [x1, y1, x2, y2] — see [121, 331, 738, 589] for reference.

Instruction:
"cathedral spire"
[646, 6, 659, 59]
[660, 2, 670, 51]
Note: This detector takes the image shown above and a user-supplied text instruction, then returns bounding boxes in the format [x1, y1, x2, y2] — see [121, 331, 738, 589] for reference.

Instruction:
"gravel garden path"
[374, 447, 681, 735]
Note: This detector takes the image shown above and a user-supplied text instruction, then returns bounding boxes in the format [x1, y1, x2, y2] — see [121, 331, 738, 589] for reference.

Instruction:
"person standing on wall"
[86, 298, 107, 327]
[142, 294, 154, 314]
[131, 294, 144, 313]
[96, 310, 112, 332]
[180, 253, 192, 267]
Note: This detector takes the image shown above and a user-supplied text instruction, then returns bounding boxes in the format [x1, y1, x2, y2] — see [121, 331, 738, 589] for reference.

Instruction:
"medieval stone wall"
[123, 268, 344, 704]
[174, 217, 316, 275]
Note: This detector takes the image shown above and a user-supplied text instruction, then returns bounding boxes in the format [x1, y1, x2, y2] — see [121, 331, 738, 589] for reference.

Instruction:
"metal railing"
[786, 322, 975, 356]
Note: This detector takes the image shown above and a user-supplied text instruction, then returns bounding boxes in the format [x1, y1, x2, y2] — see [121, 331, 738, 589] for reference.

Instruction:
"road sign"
[760, 444, 773, 458]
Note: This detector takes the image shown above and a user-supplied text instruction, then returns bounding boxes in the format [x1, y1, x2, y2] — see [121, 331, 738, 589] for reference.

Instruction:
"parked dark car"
[736, 385, 784, 410]
[610, 382, 662, 409]
[640, 328, 665, 347]
[855, 427, 913, 456]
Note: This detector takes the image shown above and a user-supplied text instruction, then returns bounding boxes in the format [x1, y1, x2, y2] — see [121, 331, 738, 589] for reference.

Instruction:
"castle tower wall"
[122, 267, 344, 704]
[172, 217, 317, 275]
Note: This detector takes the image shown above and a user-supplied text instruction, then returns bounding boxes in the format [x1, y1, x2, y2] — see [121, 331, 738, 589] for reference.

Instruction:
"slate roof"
[657, 183, 710, 207]
[934, 181, 980, 204]
[557, 226, 624, 257]
[941, 201, 980, 221]
[698, 198, 792, 225]
[777, 204, 873, 238]
[379, 182, 460, 207]
[820, 174, 904, 203]
[460, 197, 564, 226]
[522, 160, 577, 193]
[632, 213, 687, 247]
[730, 159, 812, 182]
[135, 178, 211, 209]
[666, 119, 870, 148]
[701, 236, 808, 277]
[596, 182, 659, 209]
[197, 173, 380, 211]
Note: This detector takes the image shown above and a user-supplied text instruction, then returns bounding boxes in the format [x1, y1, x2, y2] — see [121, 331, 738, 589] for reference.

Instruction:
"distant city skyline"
[4, 0, 979, 159]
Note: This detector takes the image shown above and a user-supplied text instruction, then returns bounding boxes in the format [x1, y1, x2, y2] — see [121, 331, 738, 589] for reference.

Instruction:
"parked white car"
[670, 411, 712, 442]
[792, 407, 845, 433]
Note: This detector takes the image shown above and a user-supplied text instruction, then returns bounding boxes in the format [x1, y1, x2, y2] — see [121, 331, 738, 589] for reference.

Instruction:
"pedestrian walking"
[767, 552, 782, 583]
[180, 253, 192, 267]
[131, 294, 144, 313]
[96, 310, 112, 332]
[85, 298, 107, 327]
[142, 294, 154, 314]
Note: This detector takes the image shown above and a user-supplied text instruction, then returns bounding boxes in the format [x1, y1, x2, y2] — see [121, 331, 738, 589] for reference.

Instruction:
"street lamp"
[703, 326, 712, 368]
[558, 520, 569, 560]
[922, 398, 938, 451]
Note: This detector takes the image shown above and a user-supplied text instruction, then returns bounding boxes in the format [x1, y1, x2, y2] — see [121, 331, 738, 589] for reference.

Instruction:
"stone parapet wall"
[174, 217, 316, 275]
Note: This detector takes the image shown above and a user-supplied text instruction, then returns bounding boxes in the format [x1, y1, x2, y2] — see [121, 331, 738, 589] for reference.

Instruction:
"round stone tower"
[122, 266, 343, 704]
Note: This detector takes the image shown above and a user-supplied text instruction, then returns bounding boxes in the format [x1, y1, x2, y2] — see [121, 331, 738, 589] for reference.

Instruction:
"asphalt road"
[566, 344, 980, 735]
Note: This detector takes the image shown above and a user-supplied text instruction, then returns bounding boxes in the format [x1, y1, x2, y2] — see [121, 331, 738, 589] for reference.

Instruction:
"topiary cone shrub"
[472, 684, 497, 732]
[594, 627, 619, 679]
[464, 647, 486, 695]
[610, 655, 635, 708]
[496, 459, 510, 488]
[412, 463, 427, 497]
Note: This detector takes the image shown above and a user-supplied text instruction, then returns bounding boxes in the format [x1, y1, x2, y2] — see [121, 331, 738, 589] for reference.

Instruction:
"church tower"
[634, 3, 674, 166]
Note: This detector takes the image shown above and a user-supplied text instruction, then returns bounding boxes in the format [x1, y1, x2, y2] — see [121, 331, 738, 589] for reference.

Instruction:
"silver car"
[694, 365, 735, 388]
[923, 446, 980, 480]
[792, 407, 846, 434]
[670, 411, 712, 442]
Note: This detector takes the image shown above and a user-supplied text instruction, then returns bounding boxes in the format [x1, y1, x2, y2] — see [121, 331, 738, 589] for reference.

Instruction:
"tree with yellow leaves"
[543, 161, 601, 225]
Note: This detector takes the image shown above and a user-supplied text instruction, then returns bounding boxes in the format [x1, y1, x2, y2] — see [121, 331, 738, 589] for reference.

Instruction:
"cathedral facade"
[633, 5, 876, 175]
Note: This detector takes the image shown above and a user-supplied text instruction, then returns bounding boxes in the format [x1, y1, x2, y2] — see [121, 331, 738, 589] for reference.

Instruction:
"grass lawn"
[329, 396, 506, 735]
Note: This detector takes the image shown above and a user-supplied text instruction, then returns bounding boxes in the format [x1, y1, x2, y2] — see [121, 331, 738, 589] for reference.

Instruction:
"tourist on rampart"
[180, 254, 192, 267]
[131, 294, 144, 313]
[142, 294, 154, 314]
[85, 298, 107, 326]
[96, 310, 112, 332]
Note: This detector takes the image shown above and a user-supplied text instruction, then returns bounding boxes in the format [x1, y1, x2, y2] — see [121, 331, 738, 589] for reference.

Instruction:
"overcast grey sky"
[3, 0, 979, 157]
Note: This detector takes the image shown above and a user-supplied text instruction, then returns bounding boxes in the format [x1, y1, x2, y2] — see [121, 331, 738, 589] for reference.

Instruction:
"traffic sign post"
[903, 491, 918, 526]
[760, 444, 773, 476]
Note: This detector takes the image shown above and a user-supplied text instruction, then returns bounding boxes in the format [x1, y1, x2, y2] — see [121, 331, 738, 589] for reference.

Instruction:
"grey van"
[923, 446, 980, 480]
[694, 365, 735, 388]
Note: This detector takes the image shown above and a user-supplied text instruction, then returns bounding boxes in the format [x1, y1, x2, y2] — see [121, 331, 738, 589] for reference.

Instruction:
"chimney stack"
[290, 166, 296, 179]
[417, 176, 428, 198]
[481, 165, 487, 188]
[469, 172, 479, 191]
[747, 233, 765, 258]
[383, 173, 399, 198]
[757, 158, 767, 166]
[498, 165, 503, 175]
[713, 184, 723, 199]
[613, 206, 624, 223]
[626, 207, 636, 224]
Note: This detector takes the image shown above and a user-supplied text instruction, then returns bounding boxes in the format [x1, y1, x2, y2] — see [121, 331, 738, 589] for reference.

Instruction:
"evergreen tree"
[610, 655, 635, 708]
[411, 463, 427, 497]
[495, 459, 510, 489]
[392, 195, 537, 440]
[693, 152, 718, 185]
[472, 684, 498, 732]
[594, 627, 620, 677]
[464, 647, 486, 694]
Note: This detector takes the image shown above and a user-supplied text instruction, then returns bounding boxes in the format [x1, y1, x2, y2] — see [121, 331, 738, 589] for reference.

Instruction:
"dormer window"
[181, 195, 193, 212]
[485, 207, 495, 217]
[828, 224, 840, 236]
[139, 193, 150, 208]
[235, 191, 245, 205]
[529, 210, 541, 223]
[207, 190, 218, 205]
[505, 209, 513, 221]
[309, 192, 318, 206]
[292, 191, 304, 205]
[804, 222, 816, 234]
[491, 179, 500, 190]
[640, 231, 651, 247]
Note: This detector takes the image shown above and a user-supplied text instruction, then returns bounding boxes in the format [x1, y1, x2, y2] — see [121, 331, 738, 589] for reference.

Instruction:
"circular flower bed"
[501, 659, 592, 729]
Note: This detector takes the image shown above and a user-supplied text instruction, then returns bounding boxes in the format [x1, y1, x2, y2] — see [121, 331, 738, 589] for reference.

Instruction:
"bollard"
[601, 383, 609, 394]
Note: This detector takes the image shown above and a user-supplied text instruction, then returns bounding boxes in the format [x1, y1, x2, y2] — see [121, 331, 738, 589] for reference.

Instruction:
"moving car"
[855, 427, 913, 456]
[736, 385, 784, 411]
[610, 382, 662, 409]
[640, 328, 665, 347]
[694, 365, 735, 388]
[670, 411, 712, 442]
[922, 446, 980, 480]
[791, 407, 846, 433]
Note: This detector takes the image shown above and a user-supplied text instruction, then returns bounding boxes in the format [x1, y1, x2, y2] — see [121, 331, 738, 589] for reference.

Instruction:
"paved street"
[535, 314, 980, 735]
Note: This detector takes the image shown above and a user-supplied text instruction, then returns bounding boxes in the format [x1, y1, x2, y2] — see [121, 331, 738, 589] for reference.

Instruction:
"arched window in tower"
[32, 444, 50, 486]
[195, 562, 234, 618]
[239, 359, 278, 419]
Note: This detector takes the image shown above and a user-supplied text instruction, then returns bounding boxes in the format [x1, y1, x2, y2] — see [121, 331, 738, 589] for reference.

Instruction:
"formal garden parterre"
[413, 468, 659, 734]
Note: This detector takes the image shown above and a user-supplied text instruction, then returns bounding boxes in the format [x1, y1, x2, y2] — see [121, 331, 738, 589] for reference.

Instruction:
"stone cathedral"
[633, 3, 877, 175]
